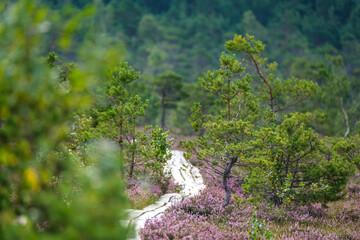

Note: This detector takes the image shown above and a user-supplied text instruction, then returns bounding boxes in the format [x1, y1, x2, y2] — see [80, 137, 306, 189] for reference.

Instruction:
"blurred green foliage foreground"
[0, 1, 130, 239]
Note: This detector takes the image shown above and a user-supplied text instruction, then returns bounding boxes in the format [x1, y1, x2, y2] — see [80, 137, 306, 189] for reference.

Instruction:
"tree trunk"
[128, 150, 135, 180]
[222, 155, 238, 207]
[119, 120, 124, 150]
[250, 55, 274, 111]
[340, 98, 350, 138]
[161, 94, 166, 129]
[227, 99, 231, 121]
[119, 85, 126, 149]
[128, 118, 137, 180]
[227, 79, 231, 121]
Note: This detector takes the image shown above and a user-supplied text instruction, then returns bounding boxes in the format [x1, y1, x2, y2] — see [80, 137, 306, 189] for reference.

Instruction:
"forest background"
[37, 0, 360, 136]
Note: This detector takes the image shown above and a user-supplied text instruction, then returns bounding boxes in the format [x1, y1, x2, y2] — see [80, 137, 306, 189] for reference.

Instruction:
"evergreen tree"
[183, 35, 352, 207]
[69, 62, 173, 181]
[153, 72, 185, 129]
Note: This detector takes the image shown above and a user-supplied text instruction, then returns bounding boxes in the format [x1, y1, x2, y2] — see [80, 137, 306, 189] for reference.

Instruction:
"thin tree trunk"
[222, 155, 238, 207]
[227, 99, 231, 121]
[250, 55, 274, 111]
[340, 98, 350, 138]
[227, 79, 231, 121]
[161, 94, 166, 129]
[128, 118, 136, 180]
[119, 119, 124, 150]
[128, 150, 135, 180]
[119, 86, 126, 149]
[223, 80, 235, 207]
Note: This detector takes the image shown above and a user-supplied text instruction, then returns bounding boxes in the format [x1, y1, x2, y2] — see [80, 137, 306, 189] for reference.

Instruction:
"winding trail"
[125, 150, 206, 240]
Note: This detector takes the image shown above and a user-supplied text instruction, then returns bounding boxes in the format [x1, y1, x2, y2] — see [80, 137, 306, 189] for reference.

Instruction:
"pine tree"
[183, 34, 353, 207]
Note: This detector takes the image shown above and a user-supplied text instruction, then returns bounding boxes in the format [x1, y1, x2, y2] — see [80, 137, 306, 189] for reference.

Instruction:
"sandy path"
[125, 150, 205, 240]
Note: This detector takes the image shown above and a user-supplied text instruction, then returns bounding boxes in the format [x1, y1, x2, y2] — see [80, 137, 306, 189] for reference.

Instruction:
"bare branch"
[249, 55, 274, 111]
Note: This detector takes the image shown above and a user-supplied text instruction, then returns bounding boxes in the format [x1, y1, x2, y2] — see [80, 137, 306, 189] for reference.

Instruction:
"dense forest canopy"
[33, 0, 360, 136]
[41, 0, 360, 73]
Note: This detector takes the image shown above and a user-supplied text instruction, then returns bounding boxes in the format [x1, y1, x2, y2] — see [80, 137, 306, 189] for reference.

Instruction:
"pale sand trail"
[125, 150, 205, 240]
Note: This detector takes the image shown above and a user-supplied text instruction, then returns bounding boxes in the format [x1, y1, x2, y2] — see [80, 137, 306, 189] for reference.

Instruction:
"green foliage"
[46, 52, 76, 84]
[68, 61, 173, 182]
[184, 34, 353, 207]
[225, 34, 318, 112]
[248, 213, 273, 240]
[138, 14, 164, 44]
[39, 0, 360, 134]
[153, 72, 184, 104]
[328, 135, 360, 171]
[144, 127, 173, 179]
[289, 53, 360, 137]
[246, 113, 352, 206]
[106, 0, 143, 36]
[0, 0, 129, 238]
[2, 2, 359, 237]
[153, 71, 185, 129]
[318, 54, 359, 137]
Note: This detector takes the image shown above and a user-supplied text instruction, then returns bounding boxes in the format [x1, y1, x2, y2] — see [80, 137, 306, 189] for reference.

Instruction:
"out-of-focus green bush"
[0, 1, 129, 239]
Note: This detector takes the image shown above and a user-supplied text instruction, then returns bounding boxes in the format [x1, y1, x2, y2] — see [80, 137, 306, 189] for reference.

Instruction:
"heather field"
[140, 167, 360, 240]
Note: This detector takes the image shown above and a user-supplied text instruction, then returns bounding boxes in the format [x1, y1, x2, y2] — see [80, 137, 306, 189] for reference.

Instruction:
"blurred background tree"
[153, 72, 185, 129]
